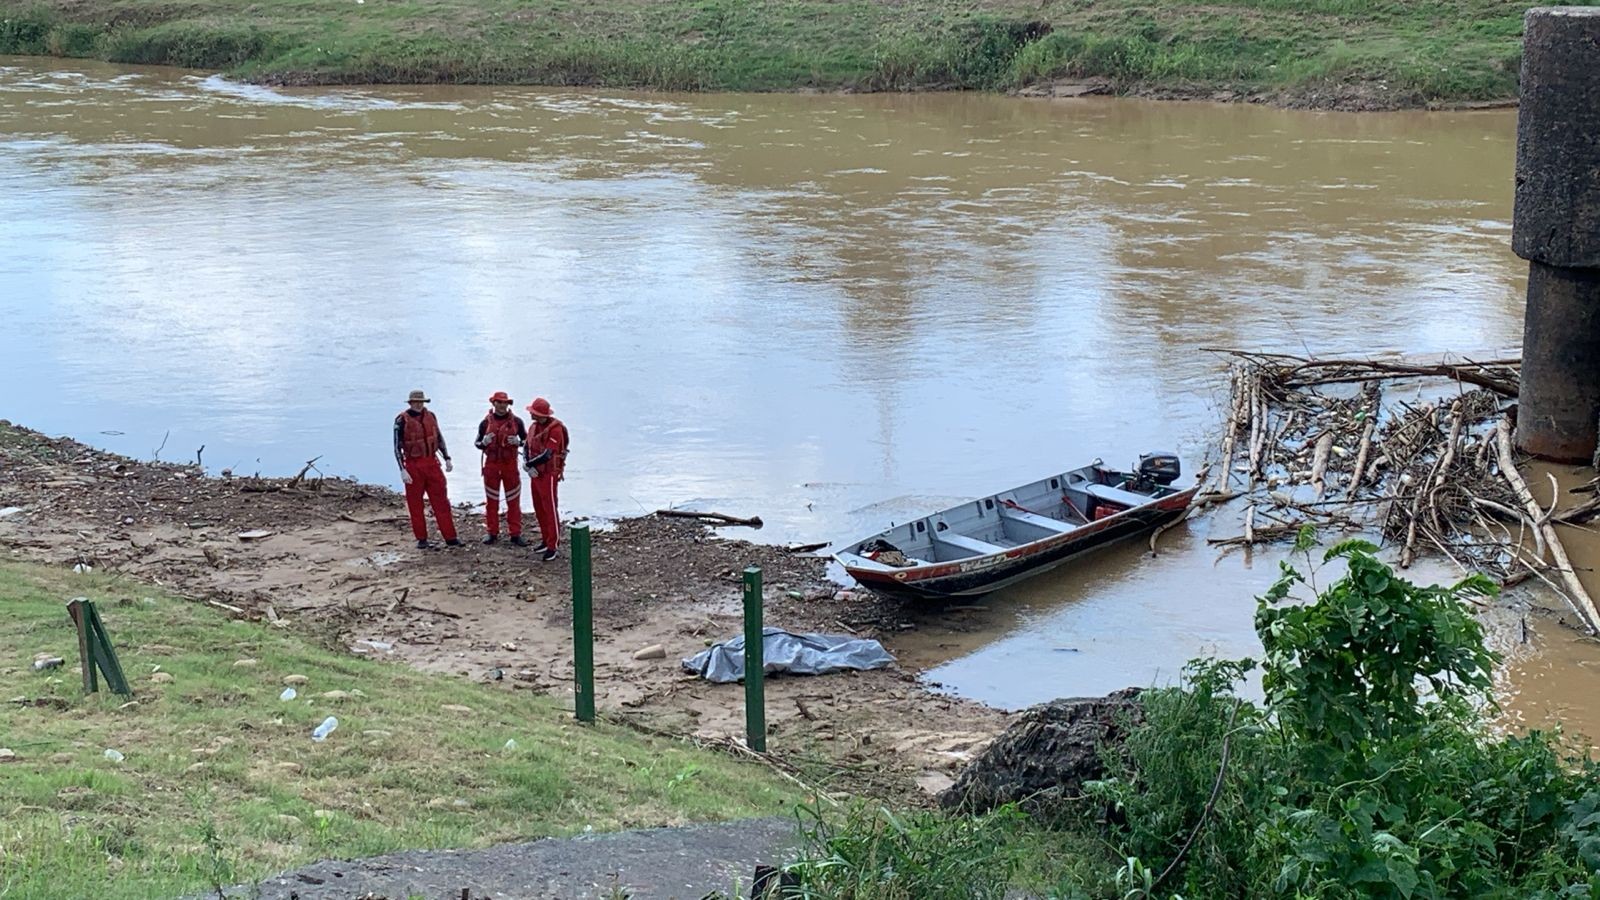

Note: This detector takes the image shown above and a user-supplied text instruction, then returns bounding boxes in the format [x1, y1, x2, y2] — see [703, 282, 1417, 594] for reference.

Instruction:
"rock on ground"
[221, 817, 800, 900]
[939, 687, 1144, 817]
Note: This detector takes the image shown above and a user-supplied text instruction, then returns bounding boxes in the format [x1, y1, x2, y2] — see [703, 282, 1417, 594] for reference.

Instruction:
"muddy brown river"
[3, 58, 1593, 737]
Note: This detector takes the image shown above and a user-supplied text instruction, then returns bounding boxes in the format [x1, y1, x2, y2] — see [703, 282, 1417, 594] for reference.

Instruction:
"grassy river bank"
[2, 0, 1592, 108]
[0, 562, 804, 898]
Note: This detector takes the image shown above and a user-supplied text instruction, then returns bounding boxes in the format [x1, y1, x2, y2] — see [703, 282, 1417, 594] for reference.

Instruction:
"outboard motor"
[1136, 451, 1182, 488]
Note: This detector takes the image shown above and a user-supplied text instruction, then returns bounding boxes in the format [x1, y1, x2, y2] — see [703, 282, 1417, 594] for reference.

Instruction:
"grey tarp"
[681, 627, 895, 683]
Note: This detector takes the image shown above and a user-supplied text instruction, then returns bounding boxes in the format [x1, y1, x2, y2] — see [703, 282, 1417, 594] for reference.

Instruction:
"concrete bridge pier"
[1513, 6, 1600, 463]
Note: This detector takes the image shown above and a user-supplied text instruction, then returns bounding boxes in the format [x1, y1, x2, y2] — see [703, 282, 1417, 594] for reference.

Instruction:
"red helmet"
[488, 391, 512, 404]
[526, 397, 553, 417]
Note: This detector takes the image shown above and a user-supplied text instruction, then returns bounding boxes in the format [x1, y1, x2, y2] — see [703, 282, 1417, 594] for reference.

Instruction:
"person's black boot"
[416, 539, 431, 550]
[541, 547, 558, 562]
[482, 534, 498, 545]
[445, 539, 463, 547]
[509, 535, 528, 547]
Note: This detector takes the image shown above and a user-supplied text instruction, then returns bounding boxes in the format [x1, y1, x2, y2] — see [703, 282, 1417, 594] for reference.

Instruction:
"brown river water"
[2, 57, 1594, 738]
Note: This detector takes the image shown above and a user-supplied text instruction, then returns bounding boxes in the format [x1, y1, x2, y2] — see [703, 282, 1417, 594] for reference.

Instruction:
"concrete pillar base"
[1517, 261, 1600, 463]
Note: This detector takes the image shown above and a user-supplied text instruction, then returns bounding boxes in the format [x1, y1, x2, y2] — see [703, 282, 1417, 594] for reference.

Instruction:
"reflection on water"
[2, 56, 1579, 732]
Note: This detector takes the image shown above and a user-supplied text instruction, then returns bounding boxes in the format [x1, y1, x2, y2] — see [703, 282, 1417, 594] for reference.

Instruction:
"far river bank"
[0, 0, 1536, 110]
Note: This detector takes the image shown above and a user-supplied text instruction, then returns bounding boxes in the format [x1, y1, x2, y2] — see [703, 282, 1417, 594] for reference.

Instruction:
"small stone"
[0, 748, 16, 762]
[500, 641, 518, 651]
[122, 516, 135, 525]
[150, 672, 174, 684]
[274, 814, 302, 828]
[232, 658, 259, 668]
[274, 762, 303, 774]
[313, 808, 334, 819]
[186, 762, 207, 774]
[282, 674, 309, 686]
[362, 730, 392, 739]
[632, 644, 667, 660]
[440, 704, 474, 715]
[318, 690, 352, 701]
[50, 752, 73, 765]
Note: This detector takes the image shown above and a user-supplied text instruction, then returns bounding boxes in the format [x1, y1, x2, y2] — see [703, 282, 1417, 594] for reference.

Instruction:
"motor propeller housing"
[1137, 451, 1181, 487]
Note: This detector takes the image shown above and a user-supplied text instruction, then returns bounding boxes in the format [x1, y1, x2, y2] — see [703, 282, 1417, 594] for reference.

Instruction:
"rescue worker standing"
[523, 397, 569, 561]
[394, 389, 460, 549]
[476, 391, 528, 546]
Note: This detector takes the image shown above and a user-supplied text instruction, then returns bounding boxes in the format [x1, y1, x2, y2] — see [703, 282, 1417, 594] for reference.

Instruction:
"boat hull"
[841, 486, 1195, 601]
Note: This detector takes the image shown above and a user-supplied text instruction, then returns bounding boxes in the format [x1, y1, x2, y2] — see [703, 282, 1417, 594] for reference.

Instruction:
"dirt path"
[0, 422, 1006, 798]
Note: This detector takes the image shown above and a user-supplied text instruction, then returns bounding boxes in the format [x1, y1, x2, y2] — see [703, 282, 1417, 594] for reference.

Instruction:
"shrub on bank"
[783, 532, 1600, 897]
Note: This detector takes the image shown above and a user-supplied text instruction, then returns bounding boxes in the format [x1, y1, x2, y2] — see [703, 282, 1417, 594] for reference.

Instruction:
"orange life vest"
[480, 412, 523, 463]
[529, 417, 569, 479]
[399, 409, 441, 460]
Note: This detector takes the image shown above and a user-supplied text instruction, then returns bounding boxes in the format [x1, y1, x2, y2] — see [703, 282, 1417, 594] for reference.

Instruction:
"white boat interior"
[838, 460, 1181, 572]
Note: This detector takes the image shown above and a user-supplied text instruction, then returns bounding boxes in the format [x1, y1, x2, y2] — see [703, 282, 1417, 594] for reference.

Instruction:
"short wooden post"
[67, 598, 130, 696]
[743, 566, 766, 752]
[570, 523, 595, 723]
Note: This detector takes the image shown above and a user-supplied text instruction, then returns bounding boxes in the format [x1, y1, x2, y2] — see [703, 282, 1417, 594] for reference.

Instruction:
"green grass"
[3, 0, 1599, 103]
[0, 561, 803, 900]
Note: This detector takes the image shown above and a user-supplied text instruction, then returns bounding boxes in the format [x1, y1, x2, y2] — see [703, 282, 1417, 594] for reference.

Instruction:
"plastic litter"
[32, 657, 65, 672]
[72, 563, 92, 574]
[682, 627, 895, 683]
[103, 748, 124, 763]
[279, 687, 298, 701]
[503, 739, 518, 751]
[312, 716, 338, 742]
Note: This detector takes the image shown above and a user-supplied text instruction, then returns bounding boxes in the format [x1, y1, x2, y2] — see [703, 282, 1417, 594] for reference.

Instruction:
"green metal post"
[743, 566, 766, 752]
[571, 523, 595, 723]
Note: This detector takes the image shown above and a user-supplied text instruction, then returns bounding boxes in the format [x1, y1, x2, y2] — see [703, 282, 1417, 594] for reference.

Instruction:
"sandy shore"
[0, 421, 1007, 799]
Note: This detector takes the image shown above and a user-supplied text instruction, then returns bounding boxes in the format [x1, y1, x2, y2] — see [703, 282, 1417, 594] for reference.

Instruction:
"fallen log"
[1310, 432, 1334, 500]
[1495, 418, 1600, 634]
[655, 509, 764, 528]
[784, 541, 829, 554]
[1207, 522, 1299, 546]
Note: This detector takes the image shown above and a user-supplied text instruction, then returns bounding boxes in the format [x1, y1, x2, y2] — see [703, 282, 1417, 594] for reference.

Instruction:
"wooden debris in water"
[1202, 350, 1598, 633]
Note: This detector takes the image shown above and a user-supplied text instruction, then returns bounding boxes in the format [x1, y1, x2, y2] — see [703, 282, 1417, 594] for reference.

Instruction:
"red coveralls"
[526, 416, 569, 551]
[478, 411, 526, 538]
[395, 409, 458, 543]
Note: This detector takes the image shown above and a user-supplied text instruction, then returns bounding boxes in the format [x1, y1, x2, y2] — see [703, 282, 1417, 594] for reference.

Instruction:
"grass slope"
[0, 562, 800, 899]
[2, 0, 1599, 103]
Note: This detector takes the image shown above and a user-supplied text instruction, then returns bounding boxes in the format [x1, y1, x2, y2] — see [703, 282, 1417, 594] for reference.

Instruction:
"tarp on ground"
[681, 627, 895, 683]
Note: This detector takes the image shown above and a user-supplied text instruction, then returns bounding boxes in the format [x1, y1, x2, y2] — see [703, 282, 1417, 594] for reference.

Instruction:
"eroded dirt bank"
[0, 421, 1007, 799]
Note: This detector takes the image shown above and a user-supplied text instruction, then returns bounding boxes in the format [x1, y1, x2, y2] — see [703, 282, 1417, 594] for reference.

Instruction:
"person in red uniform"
[476, 391, 528, 546]
[393, 389, 460, 549]
[523, 397, 569, 561]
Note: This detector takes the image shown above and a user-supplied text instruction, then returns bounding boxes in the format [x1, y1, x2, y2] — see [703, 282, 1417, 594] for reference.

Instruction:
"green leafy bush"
[1090, 532, 1600, 899]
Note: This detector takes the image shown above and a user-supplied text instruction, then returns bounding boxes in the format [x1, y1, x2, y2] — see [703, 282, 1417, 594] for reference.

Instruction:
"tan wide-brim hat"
[407, 390, 429, 403]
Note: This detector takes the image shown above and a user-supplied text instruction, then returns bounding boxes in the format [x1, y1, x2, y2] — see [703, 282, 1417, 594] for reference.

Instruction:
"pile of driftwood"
[1207, 350, 1600, 634]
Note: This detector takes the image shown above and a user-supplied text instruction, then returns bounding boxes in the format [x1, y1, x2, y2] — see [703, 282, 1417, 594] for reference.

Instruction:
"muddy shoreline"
[0, 421, 1008, 799]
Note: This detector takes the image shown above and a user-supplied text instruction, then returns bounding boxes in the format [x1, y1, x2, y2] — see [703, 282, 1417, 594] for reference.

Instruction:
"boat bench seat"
[932, 530, 1007, 557]
[998, 506, 1077, 534]
[1084, 483, 1151, 509]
